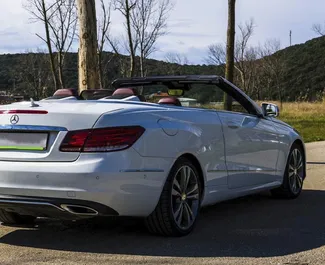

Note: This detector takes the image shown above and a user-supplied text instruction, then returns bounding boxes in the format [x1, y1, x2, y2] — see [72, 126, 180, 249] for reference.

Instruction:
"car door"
[217, 110, 280, 189]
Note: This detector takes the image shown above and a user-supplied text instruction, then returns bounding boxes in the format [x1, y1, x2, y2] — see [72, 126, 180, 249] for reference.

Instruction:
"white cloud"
[0, 0, 324, 63]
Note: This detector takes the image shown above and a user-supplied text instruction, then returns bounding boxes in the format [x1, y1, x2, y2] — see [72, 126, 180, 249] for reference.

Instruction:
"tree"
[312, 23, 325, 36]
[16, 49, 53, 99]
[48, 0, 77, 88]
[164, 52, 189, 74]
[24, 0, 60, 90]
[131, 0, 173, 77]
[113, 0, 138, 77]
[77, 0, 100, 92]
[205, 43, 226, 76]
[97, 0, 113, 88]
[234, 18, 255, 92]
[224, 0, 236, 110]
[259, 39, 285, 107]
[24, 0, 77, 90]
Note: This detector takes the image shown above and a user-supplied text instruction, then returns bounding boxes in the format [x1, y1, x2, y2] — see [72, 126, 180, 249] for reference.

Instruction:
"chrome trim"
[207, 169, 274, 173]
[0, 125, 68, 132]
[0, 199, 65, 211]
[60, 204, 99, 216]
[121, 169, 164, 173]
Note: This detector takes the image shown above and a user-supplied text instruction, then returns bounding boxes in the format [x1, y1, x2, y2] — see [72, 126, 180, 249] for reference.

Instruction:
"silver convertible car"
[0, 75, 306, 237]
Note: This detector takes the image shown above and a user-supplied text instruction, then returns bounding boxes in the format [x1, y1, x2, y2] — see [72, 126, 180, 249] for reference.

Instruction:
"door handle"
[227, 122, 239, 129]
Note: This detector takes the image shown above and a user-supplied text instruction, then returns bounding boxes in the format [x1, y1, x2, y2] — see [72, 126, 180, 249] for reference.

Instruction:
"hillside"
[0, 35, 325, 101]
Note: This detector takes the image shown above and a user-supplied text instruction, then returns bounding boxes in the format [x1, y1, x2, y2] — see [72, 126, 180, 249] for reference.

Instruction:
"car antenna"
[30, 98, 39, 107]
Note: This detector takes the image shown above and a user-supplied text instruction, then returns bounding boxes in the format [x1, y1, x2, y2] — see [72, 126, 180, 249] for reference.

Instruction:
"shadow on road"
[0, 189, 324, 258]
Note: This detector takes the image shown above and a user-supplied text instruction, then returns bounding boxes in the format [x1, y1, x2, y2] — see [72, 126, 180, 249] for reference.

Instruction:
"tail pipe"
[60, 204, 99, 216]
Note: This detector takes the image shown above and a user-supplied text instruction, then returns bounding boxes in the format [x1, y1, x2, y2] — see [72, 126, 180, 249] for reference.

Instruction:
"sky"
[0, 0, 324, 64]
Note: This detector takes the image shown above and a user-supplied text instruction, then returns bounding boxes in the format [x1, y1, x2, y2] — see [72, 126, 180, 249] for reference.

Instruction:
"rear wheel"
[0, 209, 36, 225]
[271, 143, 305, 199]
[145, 157, 202, 237]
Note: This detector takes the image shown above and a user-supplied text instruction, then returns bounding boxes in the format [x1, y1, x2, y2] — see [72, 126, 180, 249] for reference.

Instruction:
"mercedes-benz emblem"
[10, 115, 19, 125]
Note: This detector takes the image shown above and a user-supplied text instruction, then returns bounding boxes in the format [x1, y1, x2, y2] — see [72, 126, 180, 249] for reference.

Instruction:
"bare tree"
[16, 48, 53, 99]
[234, 18, 255, 92]
[131, 0, 173, 77]
[48, 0, 77, 88]
[165, 52, 189, 65]
[24, 0, 60, 90]
[312, 23, 325, 36]
[97, 0, 112, 88]
[206, 43, 226, 66]
[259, 38, 285, 107]
[225, 0, 236, 110]
[113, 0, 138, 77]
[164, 52, 189, 75]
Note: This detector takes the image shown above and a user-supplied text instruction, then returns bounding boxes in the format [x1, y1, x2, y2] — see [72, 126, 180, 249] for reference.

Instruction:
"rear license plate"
[0, 132, 48, 151]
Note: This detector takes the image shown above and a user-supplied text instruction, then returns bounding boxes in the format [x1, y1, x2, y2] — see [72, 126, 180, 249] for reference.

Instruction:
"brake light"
[0, 110, 48, 114]
[59, 126, 145, 152]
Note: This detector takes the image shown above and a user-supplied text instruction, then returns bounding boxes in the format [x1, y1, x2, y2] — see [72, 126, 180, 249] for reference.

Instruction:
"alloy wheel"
[288, 148, 304, 195]
[171, 165, 200, 230]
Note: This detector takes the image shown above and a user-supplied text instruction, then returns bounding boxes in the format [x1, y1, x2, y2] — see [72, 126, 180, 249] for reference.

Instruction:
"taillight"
[59, 126, 145, 152]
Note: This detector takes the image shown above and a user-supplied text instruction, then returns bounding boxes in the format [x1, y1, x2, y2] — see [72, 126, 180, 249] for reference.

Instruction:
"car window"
[181, 84, 250, 115]
[121, 83, 251, 115]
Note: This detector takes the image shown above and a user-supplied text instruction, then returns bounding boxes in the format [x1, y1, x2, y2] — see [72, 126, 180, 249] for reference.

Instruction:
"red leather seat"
[111, 88, 146, 102]
[158, 97, 182, 106]
[112, 88, 137, 96]
[50, 88, 79, 99]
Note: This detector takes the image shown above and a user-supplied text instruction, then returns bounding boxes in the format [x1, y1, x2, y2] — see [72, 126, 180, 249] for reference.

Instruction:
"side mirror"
[261, 102, 280, 117]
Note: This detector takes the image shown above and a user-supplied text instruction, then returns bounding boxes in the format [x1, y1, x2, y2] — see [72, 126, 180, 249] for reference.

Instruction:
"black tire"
[145, 157, 202, 237]
[271, 143, 305, 199]
[0, 209, 36, 225]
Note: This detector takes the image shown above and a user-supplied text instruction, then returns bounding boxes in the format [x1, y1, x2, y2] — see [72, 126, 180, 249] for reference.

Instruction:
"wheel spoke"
[183, 202, 192, 225]
[186, 183, 198, 196]
[181, 166, 191, 193]
[184, 202, 195, 222]
[289, 164, 295, 172]
[172, 187, 181, 197]
[296, 174, 303, 190]
[174, 178, 182, 192]
[291, 174, 297, 192]
[174, 202, 183, 224]
[292, 149, 298, 167]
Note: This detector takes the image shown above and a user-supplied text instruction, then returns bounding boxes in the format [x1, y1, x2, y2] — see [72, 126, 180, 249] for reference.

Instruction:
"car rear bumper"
[0, 149, 173, 218]
[0, 194, 119, 219]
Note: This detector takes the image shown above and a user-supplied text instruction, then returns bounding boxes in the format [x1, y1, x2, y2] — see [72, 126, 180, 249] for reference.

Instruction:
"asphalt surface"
[1, 142, 325, 265]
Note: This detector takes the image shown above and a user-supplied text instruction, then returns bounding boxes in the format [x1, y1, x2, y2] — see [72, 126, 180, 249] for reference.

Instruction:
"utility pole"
[289, 30, 292, 46]
[77, 0, 100, 94]
[224, 0, 236, 111]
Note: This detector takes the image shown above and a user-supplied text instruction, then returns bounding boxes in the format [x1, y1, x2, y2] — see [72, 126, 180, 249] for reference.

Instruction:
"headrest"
[158, 97, 182, 106]
[112, 88, 137, 96]
[53, 88, 78, 97]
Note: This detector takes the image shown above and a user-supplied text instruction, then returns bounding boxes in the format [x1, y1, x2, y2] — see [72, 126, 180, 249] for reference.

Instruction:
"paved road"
[1, 142, 325, 265]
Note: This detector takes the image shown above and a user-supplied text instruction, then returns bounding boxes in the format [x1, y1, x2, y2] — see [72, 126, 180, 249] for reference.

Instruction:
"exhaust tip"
[61, 204, 98, 216]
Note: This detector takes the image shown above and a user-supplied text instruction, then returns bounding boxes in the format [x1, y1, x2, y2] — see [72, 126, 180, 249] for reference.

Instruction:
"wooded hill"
[0, 35, 325, 102]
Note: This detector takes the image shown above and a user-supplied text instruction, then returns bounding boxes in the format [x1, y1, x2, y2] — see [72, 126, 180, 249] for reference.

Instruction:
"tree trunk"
[77, 0, 100, 93]
[224, 0, 236, 111]
[58, 52, 65, 89]
[126, 0, 136, 77]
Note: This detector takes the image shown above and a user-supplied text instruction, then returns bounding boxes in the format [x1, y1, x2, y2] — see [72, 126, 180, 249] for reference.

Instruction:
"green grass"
[263, 101, 325, 143]
[280, 114, 325, 143]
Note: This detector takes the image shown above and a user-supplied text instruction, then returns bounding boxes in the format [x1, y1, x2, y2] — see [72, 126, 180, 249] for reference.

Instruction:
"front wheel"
[145, 157, 202, 237]
[271, 143, 305, 199]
